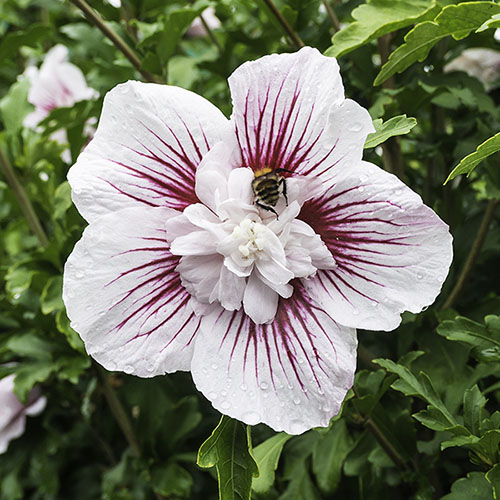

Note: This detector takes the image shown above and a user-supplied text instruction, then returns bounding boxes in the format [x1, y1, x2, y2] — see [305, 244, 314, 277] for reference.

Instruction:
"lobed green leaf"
[445, 132, 500, 183]
[197, 416, 259, 500]
[252, 432, 291, 494]
[364, 114, 417, 148]
[325, 0, 438, 58]
[375, 2, 500, 85]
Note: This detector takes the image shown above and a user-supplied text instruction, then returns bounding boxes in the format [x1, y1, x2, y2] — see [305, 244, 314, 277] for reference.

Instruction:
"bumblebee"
[251, 167, 291, 216]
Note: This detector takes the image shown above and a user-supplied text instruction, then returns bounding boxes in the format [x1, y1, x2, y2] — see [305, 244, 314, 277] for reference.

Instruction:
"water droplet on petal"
[221, 390, 228, 397]
[260, 382, 269, 390]
[358, 186, 365, 193]
[249, 391, 255, 398]
[211, 363, 218, 370]
[371, 300, 378, 308]
[123, 364, 134, 374]
[417, 272, 424, 280]
[201, 368, 208, 375]
[208, 391, 218, 400]
[293, 397, 301, 405]
[75, 270, 85, 279]
[350, 122, 363, 132]
[242, 411, 261, 425]
[221, 401, 231, 410]
[353, 308, 360, 315]
[240, 384, 247, 391]
[359, 174, 368, 182]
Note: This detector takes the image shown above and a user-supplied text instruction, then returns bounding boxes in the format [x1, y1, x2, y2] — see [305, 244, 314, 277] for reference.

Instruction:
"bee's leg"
[257, 202, 279, 219]
[280, 178, 289, 206]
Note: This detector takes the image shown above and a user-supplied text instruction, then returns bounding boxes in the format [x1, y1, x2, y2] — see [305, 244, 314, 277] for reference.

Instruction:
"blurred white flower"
[0, 375, 46, 454]
[444, 48, 500, 91]
[186, 7, 221, 38]
[106, 0, 121, 7]
[23, 44, 98, 162]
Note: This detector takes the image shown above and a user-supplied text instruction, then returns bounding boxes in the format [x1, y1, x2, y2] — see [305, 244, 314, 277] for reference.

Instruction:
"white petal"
[63, 207, 200, 377]
[227, 168, 254, 204]
[68, 81, 232, 223]
[0, 413, 26, 454]
[0, 376, 24, 429]
[195, 137, 242, 212]
[243, 273, 279, 324]
[211, 265, 246, 311]
[229, 47, 372, 182]
[191, 283, 357, 434]
[255, 256, 294, 286]
[300, 161, 453, 331]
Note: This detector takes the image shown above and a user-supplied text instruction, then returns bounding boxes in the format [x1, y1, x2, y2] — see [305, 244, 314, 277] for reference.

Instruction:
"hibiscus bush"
[1, 0, 500, 499]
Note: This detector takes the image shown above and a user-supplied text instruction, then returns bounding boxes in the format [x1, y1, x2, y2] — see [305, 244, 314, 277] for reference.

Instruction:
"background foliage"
[1, 0, 500, 499]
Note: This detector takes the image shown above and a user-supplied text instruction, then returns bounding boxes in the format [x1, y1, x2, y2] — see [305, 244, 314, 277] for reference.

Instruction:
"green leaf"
[197, 416, 259, 500]
[445, 132, 500, 183]
[374, 358, 459, 427]
[438, 315, 500, 362]
[326, 0, 438, 58]
[486, 464, 500, 500]
[477, 12, 500, 32]
[442, 430, 500, 466]
[56, 309, 85, 353]
[0, 78, 32, 134]
[252, 432, 291, 494]
[364, 114, 417, 148]
[312, 420, 353, 494]
[151, 463, 193, 497]
[464, 385, 487, 436]
[53, 182, 73, 220]
[413, 406, 468, 434]
[374, 2, 500, 85]
[441, 472, 494, 500]
[0, 23, 52, 63]
[40, 276, 64, 315]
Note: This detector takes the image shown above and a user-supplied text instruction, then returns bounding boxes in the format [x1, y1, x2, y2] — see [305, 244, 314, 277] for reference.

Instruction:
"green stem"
[376, 34, 404, 178]
[68, 0, 160, 83]
[262, 0, 305, 49]
[441, 200, 498, 310]
[0, 146, 49, 247]
[352, 388, 408, 471]
[199, 12, 223, 54]
[321, 0, 341, 31]
[95, 365, 141, 457]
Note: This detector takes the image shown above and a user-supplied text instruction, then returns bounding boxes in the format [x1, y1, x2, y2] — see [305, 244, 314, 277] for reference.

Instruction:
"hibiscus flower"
[0, 374, 46, 454]
[63, 47, 452, 434]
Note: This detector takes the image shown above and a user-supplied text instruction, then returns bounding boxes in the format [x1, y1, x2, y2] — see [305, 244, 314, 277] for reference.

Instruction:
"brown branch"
[262, 0, 305, 49]
[0, 146, 49, 247]
[441, 200, 498, 310]
[95, 365, 141, 457]
[69, 0, 160, 83]
[321, 0, 341, 32]
[199, 12, 223, 54]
